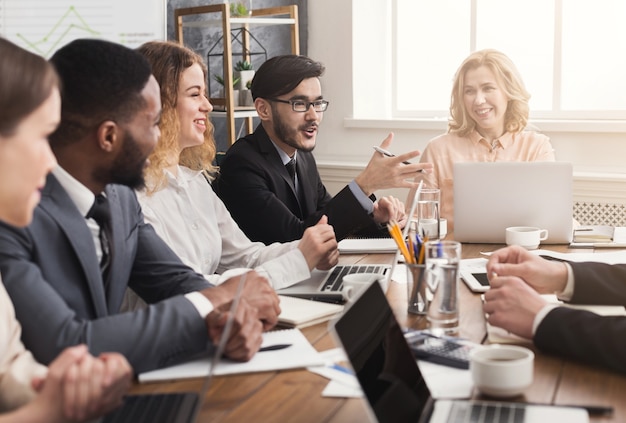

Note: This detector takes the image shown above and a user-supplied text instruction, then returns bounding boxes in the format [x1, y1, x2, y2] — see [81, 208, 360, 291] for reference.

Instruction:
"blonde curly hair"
[137, 41, 217, 194]
[448, 49, 530, 137]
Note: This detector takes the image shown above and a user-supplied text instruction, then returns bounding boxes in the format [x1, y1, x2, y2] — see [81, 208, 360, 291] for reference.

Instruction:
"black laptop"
[102, 273, 247, 423]
[331, 282, 588, 423]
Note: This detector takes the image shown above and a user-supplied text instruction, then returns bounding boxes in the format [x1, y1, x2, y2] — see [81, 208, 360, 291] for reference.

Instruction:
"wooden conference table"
[130, 241, 626, 422]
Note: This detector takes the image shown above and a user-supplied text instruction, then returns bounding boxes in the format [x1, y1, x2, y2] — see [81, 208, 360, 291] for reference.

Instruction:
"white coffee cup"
[469, 345, 534, 398]
[341, 273, 386, 301]
[505, 226, 549, 250]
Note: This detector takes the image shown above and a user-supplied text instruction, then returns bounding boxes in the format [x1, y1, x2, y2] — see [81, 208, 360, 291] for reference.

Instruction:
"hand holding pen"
[354, 133, 432, 195]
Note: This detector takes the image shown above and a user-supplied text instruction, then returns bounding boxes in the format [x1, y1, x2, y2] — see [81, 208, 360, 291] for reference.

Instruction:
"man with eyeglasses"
[216, 55, 432, 244]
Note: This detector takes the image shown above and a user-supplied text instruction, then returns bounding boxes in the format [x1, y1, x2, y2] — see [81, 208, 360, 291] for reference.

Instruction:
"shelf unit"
[174, 4, 300, 147]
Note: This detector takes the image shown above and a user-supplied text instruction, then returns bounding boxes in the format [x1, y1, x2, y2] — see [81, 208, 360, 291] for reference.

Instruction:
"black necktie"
[286, 158, 297, 185]
[87, 194, 112, 285]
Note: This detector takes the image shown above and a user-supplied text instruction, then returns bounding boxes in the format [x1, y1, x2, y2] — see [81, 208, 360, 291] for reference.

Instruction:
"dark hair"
[49, 38, 152, 147]
[251, 55, 325, 100]
[0, 37, 59, 136]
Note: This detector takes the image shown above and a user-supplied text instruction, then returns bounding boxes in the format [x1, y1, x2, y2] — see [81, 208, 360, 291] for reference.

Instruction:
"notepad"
[138, 328, 324, 382]
[337, 238, 397, 253]
[277, 295, 344, 329]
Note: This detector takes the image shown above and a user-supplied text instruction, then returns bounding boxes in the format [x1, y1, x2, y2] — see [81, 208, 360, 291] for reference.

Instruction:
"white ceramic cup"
[469, 345, 534, 398]
[505, 226, 549, 250]
[341, 273, 386, 301]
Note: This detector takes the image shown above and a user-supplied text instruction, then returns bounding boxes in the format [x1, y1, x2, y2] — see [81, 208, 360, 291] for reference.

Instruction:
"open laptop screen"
[453, 162, 573, 244]
[333, 282, 430, 422]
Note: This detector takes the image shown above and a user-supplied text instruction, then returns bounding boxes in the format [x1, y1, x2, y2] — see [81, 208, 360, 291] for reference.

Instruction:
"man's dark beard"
[94, 131, 148, 190]
[271, 109, 316, 153]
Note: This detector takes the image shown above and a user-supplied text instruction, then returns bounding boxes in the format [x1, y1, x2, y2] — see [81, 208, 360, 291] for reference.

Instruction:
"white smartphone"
[461, 270, 490, 292]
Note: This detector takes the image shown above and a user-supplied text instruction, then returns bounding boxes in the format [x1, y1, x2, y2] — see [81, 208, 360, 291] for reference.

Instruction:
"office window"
[393, 0, 626, 120]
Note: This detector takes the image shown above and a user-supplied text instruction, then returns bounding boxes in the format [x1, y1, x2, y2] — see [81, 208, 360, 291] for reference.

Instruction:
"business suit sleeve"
[533, 261, 626, 373]
[535, 307, 626, 374]
[0, 186, 213, 374]
[568, 261, 626, 305]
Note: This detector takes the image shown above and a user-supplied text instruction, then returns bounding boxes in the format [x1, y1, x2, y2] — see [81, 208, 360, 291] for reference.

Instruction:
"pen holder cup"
[406, 264, 428, 314]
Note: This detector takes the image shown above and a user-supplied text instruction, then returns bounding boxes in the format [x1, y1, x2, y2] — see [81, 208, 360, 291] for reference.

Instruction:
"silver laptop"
[277, 263, 390, 302]
[331, 282, 588, 423]
[102, 273, 247, 422]
[454, 162, 573, 244]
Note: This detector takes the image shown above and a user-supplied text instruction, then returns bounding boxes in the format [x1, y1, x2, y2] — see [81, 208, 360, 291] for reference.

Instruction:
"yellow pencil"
[387, 222, 412, 263]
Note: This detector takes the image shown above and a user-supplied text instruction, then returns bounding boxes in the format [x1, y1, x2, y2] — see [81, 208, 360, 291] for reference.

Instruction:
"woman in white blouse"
[0, 37, 131, 422]
[134, 41, 338, 291]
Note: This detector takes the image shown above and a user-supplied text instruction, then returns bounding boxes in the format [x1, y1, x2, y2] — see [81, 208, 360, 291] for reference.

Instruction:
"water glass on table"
[425, 240, 461, 334]
[417, 188, 441, 240]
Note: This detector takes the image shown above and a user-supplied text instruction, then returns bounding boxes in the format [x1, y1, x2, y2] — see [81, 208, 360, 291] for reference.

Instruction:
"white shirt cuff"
[556, 262, 574, 301]
[184, 291, 214, 318]
[257, 249, 311, 290]
[532, 303, 560, 336]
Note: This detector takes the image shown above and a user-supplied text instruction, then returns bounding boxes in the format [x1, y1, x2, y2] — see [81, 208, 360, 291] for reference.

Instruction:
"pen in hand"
[373, 146, 424, 172]
[259, 343, 292, 352]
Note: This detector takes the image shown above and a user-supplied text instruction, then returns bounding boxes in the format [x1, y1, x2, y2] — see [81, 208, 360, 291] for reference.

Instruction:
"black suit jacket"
[216, 124, 383, 243]
[0, 174, 212, 373]
[534, 261, 626, 373]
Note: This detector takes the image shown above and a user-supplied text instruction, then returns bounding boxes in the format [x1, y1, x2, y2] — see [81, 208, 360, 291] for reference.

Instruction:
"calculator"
[404, 331, 474, 369]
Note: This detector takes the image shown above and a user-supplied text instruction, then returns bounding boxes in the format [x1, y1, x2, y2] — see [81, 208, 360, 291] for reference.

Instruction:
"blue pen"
[414, 234, 422, 263]
[330, 363, 354, 375]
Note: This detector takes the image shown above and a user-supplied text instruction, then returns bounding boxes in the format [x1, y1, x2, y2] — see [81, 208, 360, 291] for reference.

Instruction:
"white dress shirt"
[0, 277, 46, 411]
[270, 140, 374, 214]
[532, 263, 575, 335]
[137, 166, 310, 289]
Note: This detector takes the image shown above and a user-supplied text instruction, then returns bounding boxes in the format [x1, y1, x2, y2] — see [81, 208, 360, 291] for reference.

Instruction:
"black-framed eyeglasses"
[268, 98, 329, 112]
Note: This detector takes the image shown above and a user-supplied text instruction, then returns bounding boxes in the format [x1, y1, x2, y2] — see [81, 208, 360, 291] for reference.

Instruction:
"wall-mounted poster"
[0, 0, 166, 57]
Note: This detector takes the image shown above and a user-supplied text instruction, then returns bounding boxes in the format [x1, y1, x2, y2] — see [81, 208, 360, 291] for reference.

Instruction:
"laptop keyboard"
[320, 264, 385, 292]
[448, 401, 526, 423]
[102, 392, 199, 423]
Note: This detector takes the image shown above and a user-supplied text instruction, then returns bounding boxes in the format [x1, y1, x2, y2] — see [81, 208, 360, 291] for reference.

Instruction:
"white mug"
[469, 345, 534, 398]
[505, 226, 549, 250]
[341, 273, 385, 301]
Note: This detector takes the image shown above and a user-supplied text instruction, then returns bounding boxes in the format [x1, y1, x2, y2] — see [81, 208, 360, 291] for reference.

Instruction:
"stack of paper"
[139, 328, 324, 382]
[570, 226, 626, 248]
[573, 225, 614, 242]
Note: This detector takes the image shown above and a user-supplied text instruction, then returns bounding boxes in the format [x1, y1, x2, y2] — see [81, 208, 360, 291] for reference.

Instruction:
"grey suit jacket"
[0, 174, 212, 373]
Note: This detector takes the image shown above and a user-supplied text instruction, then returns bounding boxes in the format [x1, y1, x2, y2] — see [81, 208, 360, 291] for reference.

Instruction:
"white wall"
[307, 0, 626, 207]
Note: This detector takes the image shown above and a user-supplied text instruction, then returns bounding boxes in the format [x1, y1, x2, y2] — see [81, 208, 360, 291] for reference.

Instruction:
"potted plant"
[234, 60, 255, 90]
[229, 2, 250, 17]
[240, 78, 254, 107]
[213, 74, 241, 106]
